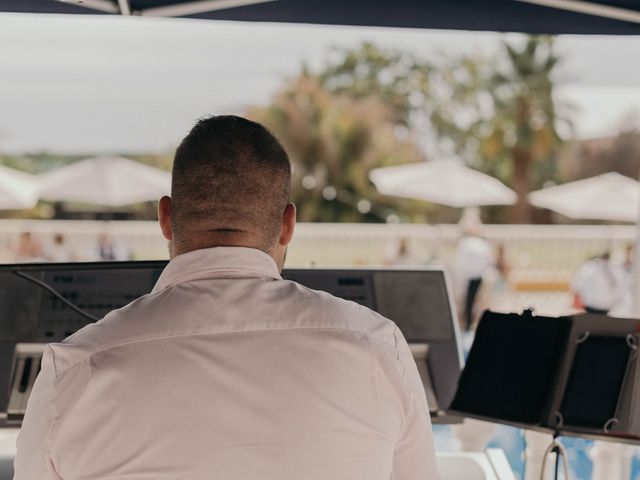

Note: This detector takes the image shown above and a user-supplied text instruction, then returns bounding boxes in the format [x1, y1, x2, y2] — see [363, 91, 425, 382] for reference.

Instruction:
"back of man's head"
[170, 115, 291, 254]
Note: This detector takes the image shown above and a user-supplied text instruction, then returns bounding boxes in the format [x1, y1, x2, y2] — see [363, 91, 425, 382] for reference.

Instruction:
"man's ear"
[158, 196, 173, 241]
[279, 203, 296, 247]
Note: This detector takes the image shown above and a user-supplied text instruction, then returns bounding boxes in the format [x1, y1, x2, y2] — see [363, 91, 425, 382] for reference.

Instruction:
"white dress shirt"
[571, 258, 629, 311]
[452, 236, 495, 282]
[15, 247, 438, 480]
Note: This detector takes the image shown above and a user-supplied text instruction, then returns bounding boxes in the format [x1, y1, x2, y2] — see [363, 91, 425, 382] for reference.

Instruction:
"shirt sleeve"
[14, 346, 62, 479]
[392, 330, 439, 480]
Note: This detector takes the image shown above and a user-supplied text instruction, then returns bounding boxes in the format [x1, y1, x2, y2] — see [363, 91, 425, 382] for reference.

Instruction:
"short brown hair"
[171, 115, 291, 251]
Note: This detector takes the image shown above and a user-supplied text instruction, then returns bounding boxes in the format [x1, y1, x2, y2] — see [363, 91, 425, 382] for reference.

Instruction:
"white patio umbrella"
[528, 172, 640, 222]
[530, 172, 640, 317]
[369, 161, 517, 208]
[0, 165, 38, 210]
[38, 156, 171, 207]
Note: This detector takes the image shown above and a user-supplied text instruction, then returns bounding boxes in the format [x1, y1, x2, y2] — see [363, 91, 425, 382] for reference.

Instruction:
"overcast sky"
[0, 13, 639, 154]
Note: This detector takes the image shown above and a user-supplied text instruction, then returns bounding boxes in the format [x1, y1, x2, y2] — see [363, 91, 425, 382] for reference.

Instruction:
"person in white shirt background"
[15, 115, 438, 479]
[45, 233, 75, 263]
[451, 226, 496, 331]
[92, 232, 132, 261]
[12, 232, 46, 263]
[571, 251, 629, 314]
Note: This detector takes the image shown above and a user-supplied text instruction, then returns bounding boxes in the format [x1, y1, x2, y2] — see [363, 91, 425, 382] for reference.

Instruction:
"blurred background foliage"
[248, 72, 431, 223]
[2, 34, 639, 224]
[251, 36, 571, 224]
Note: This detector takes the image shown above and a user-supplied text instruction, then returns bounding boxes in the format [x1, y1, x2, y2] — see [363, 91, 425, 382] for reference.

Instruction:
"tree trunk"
[511, 147, 532, 223]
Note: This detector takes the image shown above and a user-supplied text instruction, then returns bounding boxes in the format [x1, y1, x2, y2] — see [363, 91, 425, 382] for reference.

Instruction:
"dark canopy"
[0, 0, 639, 34]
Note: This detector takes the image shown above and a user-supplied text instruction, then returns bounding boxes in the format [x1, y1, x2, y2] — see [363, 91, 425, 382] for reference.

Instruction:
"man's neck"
[171, 241, 282, 270]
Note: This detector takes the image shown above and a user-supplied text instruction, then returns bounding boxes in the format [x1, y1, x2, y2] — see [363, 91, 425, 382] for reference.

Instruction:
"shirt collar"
[152, 246, 281, 293]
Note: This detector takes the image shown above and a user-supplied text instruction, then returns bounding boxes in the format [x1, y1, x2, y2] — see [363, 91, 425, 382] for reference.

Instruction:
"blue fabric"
[0, 0, 638, 35]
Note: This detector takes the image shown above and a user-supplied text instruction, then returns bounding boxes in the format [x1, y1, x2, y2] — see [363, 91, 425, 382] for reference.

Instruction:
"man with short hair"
[15, 115, 438, 479]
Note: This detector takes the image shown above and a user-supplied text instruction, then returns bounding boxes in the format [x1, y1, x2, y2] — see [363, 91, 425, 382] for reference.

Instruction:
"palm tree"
[484, 36, 567, 223]
[315, 38, 570, 224]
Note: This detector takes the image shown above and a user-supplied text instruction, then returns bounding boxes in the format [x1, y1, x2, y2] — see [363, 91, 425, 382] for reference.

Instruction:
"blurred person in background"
[602, 245, 636, 317]
[386, 237, 422, 266]
[623, 243, 634, 274]
[495, 244, 509, 280]
[492, 243, 510, 296]
[451, 226, 496, 331]
[13, 231, 46, 262]
[46, 233, 75, 262]
[571, 252, 628, 314]
[93, 233, 131, 261]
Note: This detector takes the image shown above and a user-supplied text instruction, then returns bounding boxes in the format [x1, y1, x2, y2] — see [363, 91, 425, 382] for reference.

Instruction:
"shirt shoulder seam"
[55, 325, 398, 375]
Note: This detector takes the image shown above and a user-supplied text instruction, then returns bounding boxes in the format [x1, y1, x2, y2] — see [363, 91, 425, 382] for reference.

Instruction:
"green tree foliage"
[562, 126, 640, 182]
[477, 37, 569, 222]
[0, 153, 84, 174]
[2, 37, 568, 225]
[318, 42, 431, 127]
[317, 38, 569, 223]
[249, 72, 432, 223]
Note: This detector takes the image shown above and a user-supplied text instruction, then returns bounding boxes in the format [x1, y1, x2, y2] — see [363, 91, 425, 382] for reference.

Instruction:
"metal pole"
[516, 0, 640, 24]
[117, 0, 131, 15]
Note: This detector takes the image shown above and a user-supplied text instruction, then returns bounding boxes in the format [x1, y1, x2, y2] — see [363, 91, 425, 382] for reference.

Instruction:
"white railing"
[0, 220, 634, 269]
